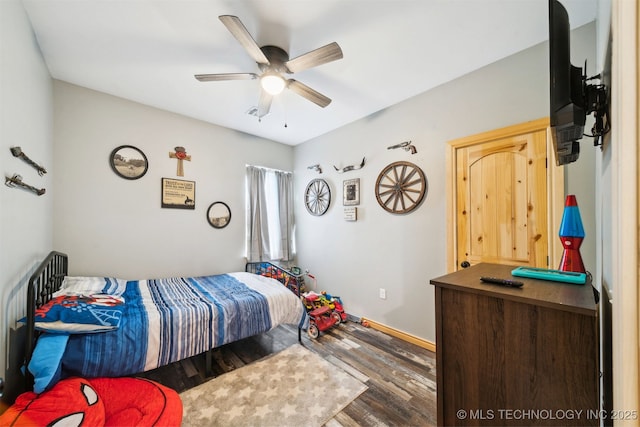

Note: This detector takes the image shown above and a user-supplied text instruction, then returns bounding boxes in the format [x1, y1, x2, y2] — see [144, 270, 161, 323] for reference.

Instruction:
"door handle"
[460, 261, 470, 268]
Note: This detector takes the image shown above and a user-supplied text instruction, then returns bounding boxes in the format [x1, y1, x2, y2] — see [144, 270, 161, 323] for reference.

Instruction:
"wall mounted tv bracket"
[581, 64, 610, 147]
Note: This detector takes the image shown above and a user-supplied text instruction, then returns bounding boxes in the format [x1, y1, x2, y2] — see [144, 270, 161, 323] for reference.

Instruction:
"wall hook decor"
[307, 164, 322, 174]
[333, 157, 365, 173]
[387, 141, 417, 154]
[10, 147, 47, 175]
[5, 174, 46, 196]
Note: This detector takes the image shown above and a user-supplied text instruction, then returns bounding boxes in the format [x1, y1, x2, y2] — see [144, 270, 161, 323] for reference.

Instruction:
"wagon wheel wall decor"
[305, 178, 331, 216]
[375, 161, 427, 214]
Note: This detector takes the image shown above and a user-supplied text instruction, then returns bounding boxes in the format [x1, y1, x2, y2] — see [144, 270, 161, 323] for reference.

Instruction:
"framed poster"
[343, 178, 360, 206]
[161, 178, 195, 209]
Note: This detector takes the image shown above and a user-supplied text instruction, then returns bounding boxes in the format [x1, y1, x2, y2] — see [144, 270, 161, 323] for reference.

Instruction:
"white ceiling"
[21, 0, 596, 146]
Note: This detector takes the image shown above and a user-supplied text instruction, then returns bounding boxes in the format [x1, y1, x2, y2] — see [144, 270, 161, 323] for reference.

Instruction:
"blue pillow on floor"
[29, 332, 69, 393]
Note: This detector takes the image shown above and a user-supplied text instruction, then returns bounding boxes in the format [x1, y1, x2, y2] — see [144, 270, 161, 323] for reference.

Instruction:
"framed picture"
[161, 178, 195, 209]
[207, 201, 231, 229]
[109, 145, 148, 180]
[343, 178, 360, 206]
[344, 207, 357, 221]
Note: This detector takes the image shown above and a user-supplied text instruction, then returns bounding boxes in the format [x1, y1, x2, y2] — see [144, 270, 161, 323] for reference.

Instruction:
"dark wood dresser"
[430, 263, 599, 426]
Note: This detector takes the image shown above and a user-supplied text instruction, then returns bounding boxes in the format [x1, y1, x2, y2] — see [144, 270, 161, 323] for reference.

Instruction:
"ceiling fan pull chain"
[283, 96, 288, 128]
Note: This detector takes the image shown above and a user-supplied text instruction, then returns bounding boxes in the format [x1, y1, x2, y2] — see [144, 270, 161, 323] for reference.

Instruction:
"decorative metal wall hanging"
[10, 147, 47, 175]
[333, 157, 365, 173]
[109, 145, 148, 180]
[304, 178, 331, 216]
[387, 140, 417, 154]
[307, 164, 322, 174]
[5, 174, 45, 196]
[169, 146, 191, 177]
[375, 161, 426, 214]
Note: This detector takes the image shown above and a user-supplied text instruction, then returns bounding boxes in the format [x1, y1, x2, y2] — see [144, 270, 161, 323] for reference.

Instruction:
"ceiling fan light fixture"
[261, 73, 286, 95]
[197, 16, 342, 117]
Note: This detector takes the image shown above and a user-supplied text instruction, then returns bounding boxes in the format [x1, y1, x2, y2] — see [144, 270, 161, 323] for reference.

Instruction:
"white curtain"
[246, 166, 294, 262]
[276, 170, 294, 260]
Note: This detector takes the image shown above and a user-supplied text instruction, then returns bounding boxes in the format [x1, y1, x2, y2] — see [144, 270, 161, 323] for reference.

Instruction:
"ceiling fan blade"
[219, 15, 270, 65]
[285, 42, 343, 73]
[257, 89, 273, 118]
[195, 73, 258, 82]
[287, 79, 331, 108]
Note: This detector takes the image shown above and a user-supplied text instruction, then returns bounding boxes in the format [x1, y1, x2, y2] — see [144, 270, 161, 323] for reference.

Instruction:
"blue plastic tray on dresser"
[511, 266, 587, 284]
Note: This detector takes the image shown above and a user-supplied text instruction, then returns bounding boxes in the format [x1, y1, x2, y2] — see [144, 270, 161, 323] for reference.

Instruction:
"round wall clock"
[375, 161, 427, 214]
[304, 179, 331, 216]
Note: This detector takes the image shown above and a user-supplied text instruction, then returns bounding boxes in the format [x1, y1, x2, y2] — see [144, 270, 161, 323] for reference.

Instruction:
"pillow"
[34, 293, 125, 333]
[90, 377, 183, 426]
[55, 276, 128, 297]
[0, 377, 105, 426]
[28, 333, 70, 393]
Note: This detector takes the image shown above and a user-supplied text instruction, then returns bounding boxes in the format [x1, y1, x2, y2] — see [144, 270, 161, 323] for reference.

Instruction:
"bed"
[24, 251, 307, 393]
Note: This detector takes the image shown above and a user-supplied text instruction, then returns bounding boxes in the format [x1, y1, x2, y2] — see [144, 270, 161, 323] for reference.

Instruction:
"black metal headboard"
[24, 251, 68, 386]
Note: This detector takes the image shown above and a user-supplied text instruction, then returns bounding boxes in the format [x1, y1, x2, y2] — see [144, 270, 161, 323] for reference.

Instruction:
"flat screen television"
[549, 0, 585, 166]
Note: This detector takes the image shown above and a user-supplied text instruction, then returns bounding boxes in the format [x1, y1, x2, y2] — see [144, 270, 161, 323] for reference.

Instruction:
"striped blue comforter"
[52, 272, 306, 379]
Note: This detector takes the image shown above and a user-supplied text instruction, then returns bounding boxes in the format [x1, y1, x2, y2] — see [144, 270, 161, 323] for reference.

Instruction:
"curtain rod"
[246, 164, 293, 174]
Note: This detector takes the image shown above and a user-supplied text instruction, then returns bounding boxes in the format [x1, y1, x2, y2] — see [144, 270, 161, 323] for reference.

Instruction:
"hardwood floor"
[138, 321, 437, 426]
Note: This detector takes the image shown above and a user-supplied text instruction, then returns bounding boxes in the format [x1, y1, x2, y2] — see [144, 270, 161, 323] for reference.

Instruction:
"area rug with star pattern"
[179, 344, 368, 426]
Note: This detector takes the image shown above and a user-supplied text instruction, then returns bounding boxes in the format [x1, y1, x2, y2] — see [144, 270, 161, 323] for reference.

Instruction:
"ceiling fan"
[195, 15, 343, 119]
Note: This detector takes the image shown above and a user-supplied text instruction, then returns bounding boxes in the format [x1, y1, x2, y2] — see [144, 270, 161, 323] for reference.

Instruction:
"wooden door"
[447, 118, 564, 271]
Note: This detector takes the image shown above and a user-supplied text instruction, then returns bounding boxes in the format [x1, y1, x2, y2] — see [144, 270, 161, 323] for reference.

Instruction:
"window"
[245, 165, 294, 262]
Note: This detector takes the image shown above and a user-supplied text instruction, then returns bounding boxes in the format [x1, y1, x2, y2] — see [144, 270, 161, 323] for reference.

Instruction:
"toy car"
[307, 305, 341, 339]
[322, 292, 347, 323]
[302, 291, 347, 324]
[301, 292, 323, 310]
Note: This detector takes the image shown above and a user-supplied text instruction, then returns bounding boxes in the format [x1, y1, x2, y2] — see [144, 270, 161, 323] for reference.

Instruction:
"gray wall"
[293, 23, 597, 343]
[1, 0, 54, 400]
[53, 81, 294, 279]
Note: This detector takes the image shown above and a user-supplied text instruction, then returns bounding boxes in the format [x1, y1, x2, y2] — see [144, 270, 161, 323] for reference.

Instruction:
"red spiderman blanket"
[0, 377, 182, 426]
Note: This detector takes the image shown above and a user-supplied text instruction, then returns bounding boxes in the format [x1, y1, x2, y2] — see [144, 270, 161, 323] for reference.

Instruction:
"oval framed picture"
[109, 145, 148, 180]
[207, 201, 231, 229]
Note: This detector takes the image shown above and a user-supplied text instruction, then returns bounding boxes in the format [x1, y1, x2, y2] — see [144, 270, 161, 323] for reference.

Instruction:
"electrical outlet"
[379, 288, 387, 299]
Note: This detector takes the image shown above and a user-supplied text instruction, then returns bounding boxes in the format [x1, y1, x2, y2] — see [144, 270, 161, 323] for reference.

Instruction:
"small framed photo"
[207, 201, 231, 229]
[161, 178, 195, 209]
[110, 145, 148, 180]
[343, 178, 360, 206]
